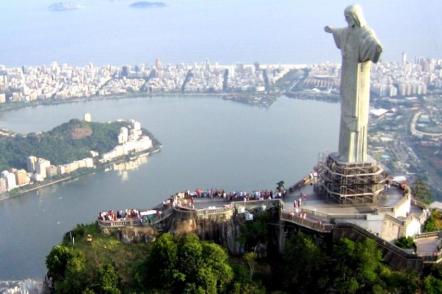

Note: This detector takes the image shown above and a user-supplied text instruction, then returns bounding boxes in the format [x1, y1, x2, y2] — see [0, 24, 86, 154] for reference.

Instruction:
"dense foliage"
[424, 263, 442, 294]
[395, 236, 416, 249]
[47, 225, 259, 293]
[137, 233, 234, 293]
[0, 119, 125, 170]
[424, 210, 442, 232]
[412, 178, 433, 204]
[47, 223, 147, 293]
[275, 233, 420, 294]
[48, 217, 442, 293]
[239, 209, 273, 250]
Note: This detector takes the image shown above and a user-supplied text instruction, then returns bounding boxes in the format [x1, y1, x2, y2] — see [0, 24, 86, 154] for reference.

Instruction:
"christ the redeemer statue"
[325, 4, 382, 163]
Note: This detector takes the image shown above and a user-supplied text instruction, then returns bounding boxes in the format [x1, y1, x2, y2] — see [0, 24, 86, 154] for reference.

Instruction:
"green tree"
[379, 266, 418, 294]
[243, 252, 257, 280]
[200, 241, 234, 291]
[56, 251, 88, 294]
[425, 216, 439, 232]
[138, 233, 233, 293]
[47, 243, 121, 294]
[177, 234, 203, 280]
[332, 238, 382, 293]
[239, 211, 271, 251]
[282, 232, 329, 293]
[139, 232, 179, 291]
[276, 180, 285, 192]
[394, 236, 416, 249]
[95, 264, 121, 294]
[412, 178, 432, 204]
[229, 262, 266, 294]
[46, 245, 76, 281]
[424, 263, 442, 294]
[424, 275, 442, 294]
[424, 210, 442, 232]
[231, 283, 265, 294]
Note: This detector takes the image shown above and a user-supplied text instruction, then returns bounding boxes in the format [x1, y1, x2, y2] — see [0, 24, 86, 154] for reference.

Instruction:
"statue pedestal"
[317, 153, 388, 204]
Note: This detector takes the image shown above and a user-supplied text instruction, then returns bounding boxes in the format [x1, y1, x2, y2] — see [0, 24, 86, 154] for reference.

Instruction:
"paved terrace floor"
[189, 184, 411, 226]
[415, 236, 440, 256]
[282, 185, 405, 215]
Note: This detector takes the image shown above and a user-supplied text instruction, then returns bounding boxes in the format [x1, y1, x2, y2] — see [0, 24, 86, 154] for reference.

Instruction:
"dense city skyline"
[0, 0, 441, 66]
[1, 56, 440, 104]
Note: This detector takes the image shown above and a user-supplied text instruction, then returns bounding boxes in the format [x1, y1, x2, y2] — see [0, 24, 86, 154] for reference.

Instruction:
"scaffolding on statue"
[316, 153, 388, 204]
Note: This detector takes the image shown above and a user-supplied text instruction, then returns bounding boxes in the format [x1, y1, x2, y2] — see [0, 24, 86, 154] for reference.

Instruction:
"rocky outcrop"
[169, 207, 244, 254]
[102, 206, 248, 255]
[102, 225, 158, 243]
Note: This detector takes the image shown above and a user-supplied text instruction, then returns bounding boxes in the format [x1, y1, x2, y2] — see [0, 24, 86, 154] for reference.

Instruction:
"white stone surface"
[325, 4, 382, 163]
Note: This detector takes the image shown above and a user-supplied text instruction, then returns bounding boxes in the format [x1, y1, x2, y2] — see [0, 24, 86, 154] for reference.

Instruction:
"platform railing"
[280, 210, 334, 233]
[98, 218, 142, 227]
[414, 231, 442, 239]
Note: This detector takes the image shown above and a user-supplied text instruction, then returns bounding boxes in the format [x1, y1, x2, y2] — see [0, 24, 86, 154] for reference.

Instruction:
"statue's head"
[344, 4, 366, 28]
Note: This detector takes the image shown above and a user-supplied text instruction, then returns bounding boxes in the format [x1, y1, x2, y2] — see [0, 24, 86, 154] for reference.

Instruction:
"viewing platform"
[96, 174, 439, 270]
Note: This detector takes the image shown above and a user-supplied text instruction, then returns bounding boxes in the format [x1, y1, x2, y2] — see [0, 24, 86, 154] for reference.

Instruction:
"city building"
[84, 112, 92, 122]
[46, 165, 59, 178]
[57, 165, 66, 176]
[15, 169, 30, 186]
[1, 170, 17, 191]
[0, 178, 7, 193]
[27, 156, 37, 173]
[118, 127, 129, 144]
[36, 158, 51, 180]
[101, 124, 153, 163]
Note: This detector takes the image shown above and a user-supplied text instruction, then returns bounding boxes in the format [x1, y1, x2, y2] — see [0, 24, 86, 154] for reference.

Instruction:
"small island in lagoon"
[48, 2, 81, 12]
[130, 1, 166, 9]
[0, 114, 160, 198]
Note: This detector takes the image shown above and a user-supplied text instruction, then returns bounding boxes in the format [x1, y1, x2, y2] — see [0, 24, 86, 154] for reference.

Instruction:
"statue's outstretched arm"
[324, 26, 334, 33]
[325, 26, 345, 49]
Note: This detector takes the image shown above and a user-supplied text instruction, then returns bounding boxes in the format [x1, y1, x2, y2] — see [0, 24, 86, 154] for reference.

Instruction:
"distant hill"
[130, 1, 166, 9]
[0, 119, 126, 171]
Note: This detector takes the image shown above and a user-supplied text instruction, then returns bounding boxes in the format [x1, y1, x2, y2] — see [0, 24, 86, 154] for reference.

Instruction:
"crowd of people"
[288, 211, 309, 220]
[98, 208, 168, 225]
[293, 192, 308, 212]
[98, 184, 308, 224]
[98, 208, 142, 221]
[157, 187, 291, 210]
[191, 188, 287, 201]
[166, 188, 290, 210]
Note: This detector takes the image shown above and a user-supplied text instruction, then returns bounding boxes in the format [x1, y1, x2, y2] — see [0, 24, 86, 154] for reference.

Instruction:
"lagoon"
[0, 95, 339, 279]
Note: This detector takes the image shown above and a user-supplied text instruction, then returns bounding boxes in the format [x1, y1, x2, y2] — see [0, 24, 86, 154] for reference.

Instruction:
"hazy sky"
[0, 0, 441, 65]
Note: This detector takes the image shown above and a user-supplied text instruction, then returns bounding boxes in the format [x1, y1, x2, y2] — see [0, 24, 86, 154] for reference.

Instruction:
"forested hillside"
[0, 119, 125, 171]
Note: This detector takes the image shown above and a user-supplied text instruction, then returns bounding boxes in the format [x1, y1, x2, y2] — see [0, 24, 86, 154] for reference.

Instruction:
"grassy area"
[61, 223, 149, 286]
[432, 211, 442, 228]
[424, 210, 442, 232]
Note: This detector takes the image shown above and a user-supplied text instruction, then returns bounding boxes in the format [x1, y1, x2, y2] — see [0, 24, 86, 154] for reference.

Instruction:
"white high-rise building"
[27, 156, 38, 173]
[132, 120, 141, 130]
[36, 158, 51, 180]
[0, 178, 7, 193]
[1, 170, 17, 191]
[84, 112, 92, 122]
[401, 52, 407, 65]
[118, 127, 129, 144]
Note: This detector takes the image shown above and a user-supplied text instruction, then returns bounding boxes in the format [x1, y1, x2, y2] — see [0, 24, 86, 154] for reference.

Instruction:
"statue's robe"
[331, 26, 382, 163]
